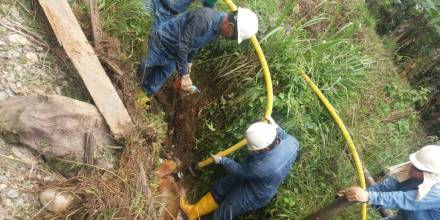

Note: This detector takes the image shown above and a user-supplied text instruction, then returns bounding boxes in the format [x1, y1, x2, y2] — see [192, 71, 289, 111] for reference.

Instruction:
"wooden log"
[37, 0, 133, 140]
[303, 197, 353, 220]
[303, 170, 394, 219]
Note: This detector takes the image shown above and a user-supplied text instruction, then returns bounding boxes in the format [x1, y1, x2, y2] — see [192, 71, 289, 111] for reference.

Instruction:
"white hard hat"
[246, 122, 277, 151]
[236, 7, 259, 44]
[410, 145, 440, 174]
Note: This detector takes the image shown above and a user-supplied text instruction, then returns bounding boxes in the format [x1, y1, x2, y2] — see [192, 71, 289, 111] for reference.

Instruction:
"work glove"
[180, 74, 193, 92]
[264, 116, 279, 128]
[337, 186, 369, 203]
[210, 154, 223, 164]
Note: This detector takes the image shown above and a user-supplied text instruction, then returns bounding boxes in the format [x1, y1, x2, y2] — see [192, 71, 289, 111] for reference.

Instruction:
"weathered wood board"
[38, 0, 133, 140]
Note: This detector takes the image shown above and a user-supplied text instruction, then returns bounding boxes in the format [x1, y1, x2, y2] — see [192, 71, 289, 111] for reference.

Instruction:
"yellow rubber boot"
[136, 88, 150, 109]
[180, 192, 218, 220]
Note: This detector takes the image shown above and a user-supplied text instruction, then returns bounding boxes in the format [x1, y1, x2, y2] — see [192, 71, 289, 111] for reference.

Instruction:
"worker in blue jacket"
[149, 0, 218, 29]
[339, 145, 440, 220]
[180, 116, 300, 220]
[136, 7, 258, 107]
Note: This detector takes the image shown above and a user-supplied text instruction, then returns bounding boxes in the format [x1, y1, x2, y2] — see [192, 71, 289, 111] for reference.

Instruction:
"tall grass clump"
[99, 0, 151, 61]
[190, 0, 426, 219]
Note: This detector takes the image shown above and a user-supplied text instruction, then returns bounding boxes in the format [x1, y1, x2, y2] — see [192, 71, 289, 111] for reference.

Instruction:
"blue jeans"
[151, 0, 194, 30]
[151, 0, 174, 30]
[138, 32, 176, 96]
[211, 175, 263, 220]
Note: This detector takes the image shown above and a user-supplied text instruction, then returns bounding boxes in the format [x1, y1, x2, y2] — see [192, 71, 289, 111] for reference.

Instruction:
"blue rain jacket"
[139, 8, 225, 95]
[151, 0, 194, 29]
[211, 127, 300, 220]
[367, 177, 440, 220]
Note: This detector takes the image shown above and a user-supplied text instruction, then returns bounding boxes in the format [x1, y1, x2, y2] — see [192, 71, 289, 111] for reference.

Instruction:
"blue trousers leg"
[213, 187, 256, 220]
[138, 32, 176, 96]
[211, 175, 242, 203]
[141, 61, 176, 96]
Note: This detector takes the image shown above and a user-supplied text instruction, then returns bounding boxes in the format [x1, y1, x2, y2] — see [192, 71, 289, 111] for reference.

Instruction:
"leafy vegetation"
[368, 0, 440, 137]
[99, 0, 151, 61]
[190, 0, 428, 219]
[92, 0, 431, 219]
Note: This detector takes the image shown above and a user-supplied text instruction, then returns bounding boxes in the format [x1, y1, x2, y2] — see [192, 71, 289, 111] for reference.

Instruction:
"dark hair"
[267, 136, 280, 150]
[227, 10, 238, 40]
[256, 136, 280, 153]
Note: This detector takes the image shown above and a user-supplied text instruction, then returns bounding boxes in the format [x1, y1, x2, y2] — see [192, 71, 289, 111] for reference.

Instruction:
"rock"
[6, 74, 16, 82]
[7, 189, 18, 199]
[39, 188, 75, 213]
[0, 184, 7, 190]
[14, 65, 23, 72]
[25, 52, 38, 63]
[8, 50, 20, 58]
[0, 205, 8, 218]
[14, 198, 24, 207]
[0, 175, 7, 183]
[0, 40, 5, 46]
[7, 34, 28, 45]
[3, 199, 13, 208]
[8, 82, 17, 93]
[0, 91, 8, 101]
[0, 95, 117, 175]
[5, 89, 13, 97]
[11, 146, 38, 164]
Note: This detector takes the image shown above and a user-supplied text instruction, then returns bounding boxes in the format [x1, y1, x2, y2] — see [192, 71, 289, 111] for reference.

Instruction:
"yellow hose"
[197, 0, 273, 168]
[299, 70, 367, 220]
[197, 1, 367, 219]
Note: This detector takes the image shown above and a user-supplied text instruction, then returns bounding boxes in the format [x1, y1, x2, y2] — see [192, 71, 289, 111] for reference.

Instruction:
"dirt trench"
[153, 71, 222, 219]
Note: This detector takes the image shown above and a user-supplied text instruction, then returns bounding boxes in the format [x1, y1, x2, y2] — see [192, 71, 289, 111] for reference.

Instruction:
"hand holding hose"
[338, 187, 369, 203]
[210, 154, 223, 164]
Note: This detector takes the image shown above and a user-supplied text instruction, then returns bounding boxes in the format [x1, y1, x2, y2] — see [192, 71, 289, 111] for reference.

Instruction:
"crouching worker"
[136, 7, 258, 108]
[180, 117, 300, 220]
[339, 145, 440, 220]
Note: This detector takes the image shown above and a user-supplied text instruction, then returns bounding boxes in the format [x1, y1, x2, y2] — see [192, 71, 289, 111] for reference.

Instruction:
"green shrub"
[191, 0, 424, 219]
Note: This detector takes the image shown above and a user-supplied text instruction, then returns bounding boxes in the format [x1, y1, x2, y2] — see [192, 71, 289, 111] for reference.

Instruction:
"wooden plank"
[38, 0, 133, 140]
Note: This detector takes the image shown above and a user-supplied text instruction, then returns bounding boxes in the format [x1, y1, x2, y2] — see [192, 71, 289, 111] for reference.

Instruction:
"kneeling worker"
[339, 145, 440, 220]
[180, 117, 300, 220]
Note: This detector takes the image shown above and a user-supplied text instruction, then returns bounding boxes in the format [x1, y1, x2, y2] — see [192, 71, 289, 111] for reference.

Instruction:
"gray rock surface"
[0, 95, 118, 175]
[0, 3, 86, 218]
[7, 189, 18, 199]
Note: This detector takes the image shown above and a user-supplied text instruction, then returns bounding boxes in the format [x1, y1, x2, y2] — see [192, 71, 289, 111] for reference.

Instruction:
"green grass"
[190, 0, 427, 219]
[92, 0, 429, 219]
[99, 0, 152, 62]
